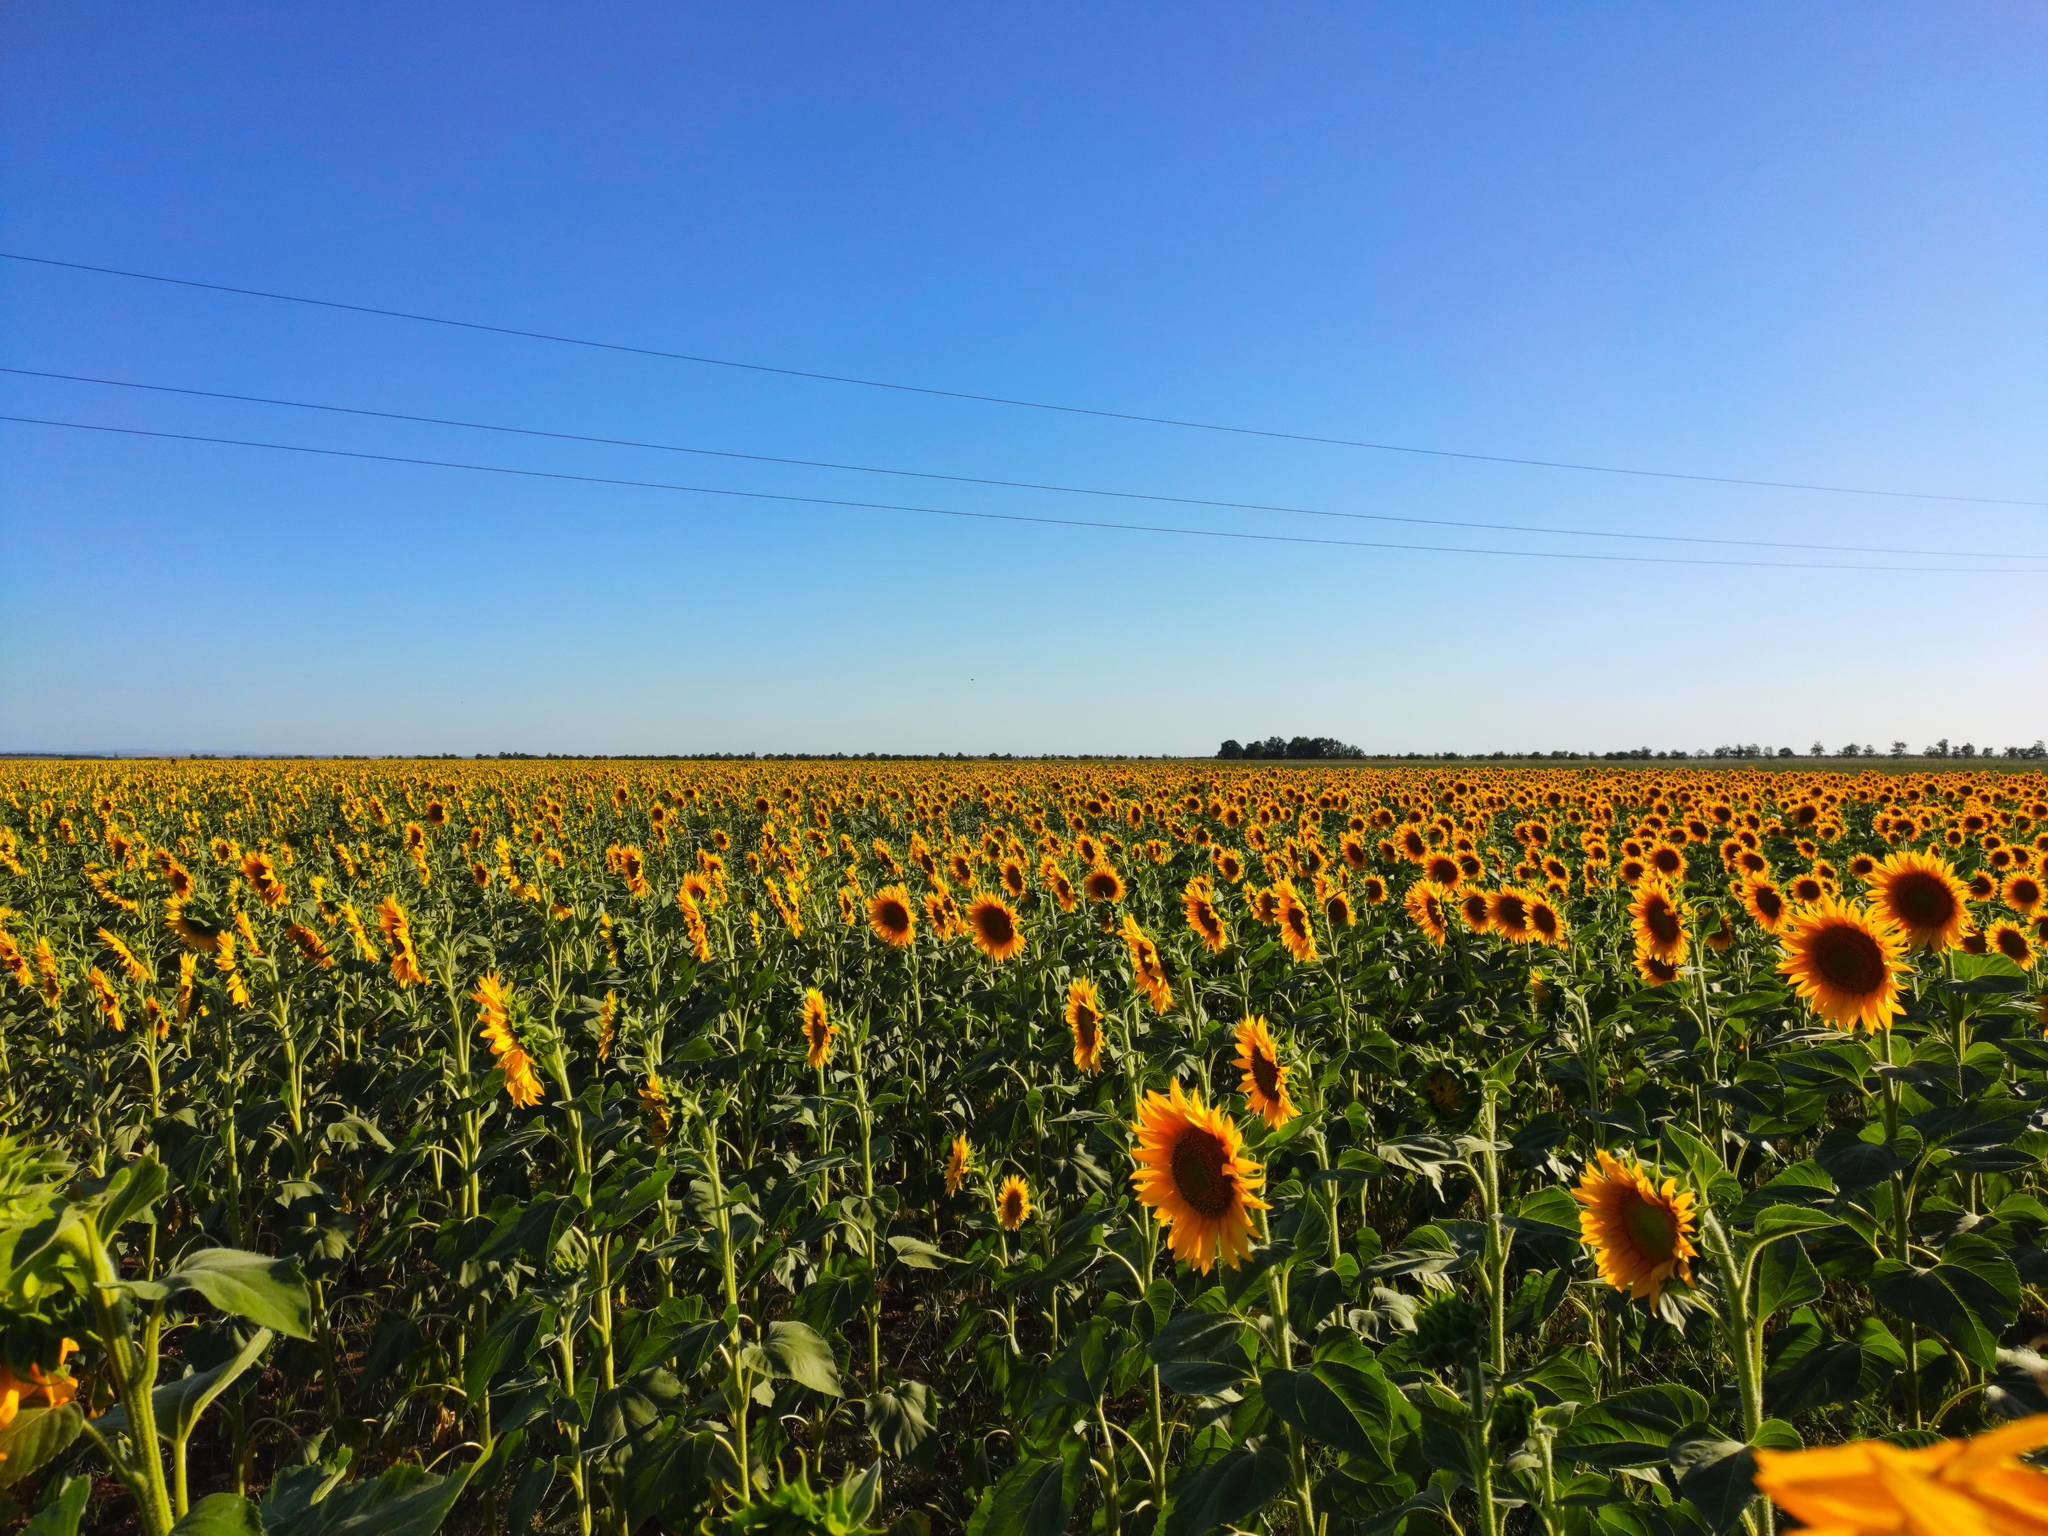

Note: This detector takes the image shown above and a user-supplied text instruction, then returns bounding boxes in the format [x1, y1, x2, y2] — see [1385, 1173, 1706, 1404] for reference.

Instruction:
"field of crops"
[2, 759, 2046, 1536]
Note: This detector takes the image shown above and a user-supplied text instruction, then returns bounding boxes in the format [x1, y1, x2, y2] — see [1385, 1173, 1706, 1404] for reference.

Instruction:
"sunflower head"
[996, 1174, 1032, 1231]
[1233, 1015, 1297, 1128]
[800, 987, 836, 1067]
[1572, 1149, 1697, 1304]
[1066, 978, 1105, 1072]
[1274, 884, 1317, 962]
[1989, 922, 2035, 970]
[1129, 1078, 1268, 1273]
[867, 885, 916, 947]
[966, 894, 1025, 962]
[1629, 881, 1688, 963]
[1406, 881, 1451, 946]
[2002, 872, 2043, 916]
[1082, 866, 1125, 904]
[1416, 1055, 1482, 1130]
[1778, 897, 1908, 1031]
[944, 1134, 972, 1197]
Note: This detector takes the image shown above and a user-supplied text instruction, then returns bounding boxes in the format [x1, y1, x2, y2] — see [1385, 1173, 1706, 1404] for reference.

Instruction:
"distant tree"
[1776, 747, 1793, 758]
[1927, 738, 1950, 758]
[1958, 743, 1976, 758]
[1839, 743, 1860, 758]
[1218, 739, 1245, 759]
[1891, 741, 1908, 757]
[1810, 741, 1826, 756]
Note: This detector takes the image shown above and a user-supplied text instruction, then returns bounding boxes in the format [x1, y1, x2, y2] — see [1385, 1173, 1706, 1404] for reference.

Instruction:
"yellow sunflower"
[1572, 1149, 1696, 1303]
[1739, 875, 1792, 934]
[1526, 892, 1568, 947]
[1989, 922, 2035, 970]
[1129, 1078, 1268, 1274]
[1066, 978, 1106, 1071]
[996, 1174, 1031, 1231]
[867, 884, 916, 947]
[1406, 881, 1451, 946]
[1629, 881, 1688, 964]
[1635, 951, 1681, 987]
[1460, 890, 1493, 933]
[1753, 1415, 2048, 1536]
[2002, 871, 2044, 917]
[966, 894, 1025, 961]
[800, 986, 836, 1067]
[1778, 897, 1907, 1031]
[1487, 887, 1539, 944]
[944, 1133, 972, 1196]
[1182, 877, 1230, 952]
[1233, 1016, 1297, 1128]
[1082, 865, 1125, 904]
[1274, 881, 1318, 962]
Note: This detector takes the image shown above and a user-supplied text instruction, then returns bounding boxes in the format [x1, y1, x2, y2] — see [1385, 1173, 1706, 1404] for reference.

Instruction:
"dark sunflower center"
[979, 908, 1014, 944]
[1250, 1047, 1282, 1099]
[1889, 872, 1953, 930]
[1623, 1193, 1679, 1264]
[1533, 907, 1558, 936]
[1169, 1126, 1235, 1218]
[1497, 896, 1528, 929]
[1645, 900, 1681, 945]
[1076, 1008, 1098, 1048]
[1996, 928, 2029, 963]
[1756, 888, 1783, 920]
[1811, 924, 1887, 995]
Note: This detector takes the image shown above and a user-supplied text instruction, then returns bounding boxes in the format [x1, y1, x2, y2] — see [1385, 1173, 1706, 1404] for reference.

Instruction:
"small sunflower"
[1526, 892, 1568, 946]
[1988, 922, 2035, 970]
[1778, 898, 1907, 1031]
[996, 1174, 1032, 1231]
[1066, 978, 1106, 1071]
[944, 1134, 972, 1196]
[1360, 874, 1388, 904]
[1182, 877, 1230, 952]
[867, 885, 916, 947]
[1082, 865, 1125, 904]
[2002, 871, 2044, 917]
[1572, 1149, 1697, 1303]
[1274, 881, 1318, 962]
[1739, 875, 1792, 933]
[800, 987, 836, 1067]
[1405, 881, 1451, 946]
[1233, 1015, 1297, 1128]
[1422, 852, 1462, 889]
[1635, 951, 1681, 987]
[1487, 887, 1539, 944]
[1459, 889, 1492, 933]
[1129, 1078, 1268, 1274]
[967, 894, 1025, 961]
[1324, 889, 1354, 929]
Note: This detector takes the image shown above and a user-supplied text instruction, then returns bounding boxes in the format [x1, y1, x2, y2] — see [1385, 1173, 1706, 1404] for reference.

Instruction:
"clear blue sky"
[3, 4, 2043, 756]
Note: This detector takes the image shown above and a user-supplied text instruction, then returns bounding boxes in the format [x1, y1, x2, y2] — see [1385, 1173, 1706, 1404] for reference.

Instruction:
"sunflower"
[1000, 857, 1028, 898]
[1183, 876, 1230, 952]
[800, 987, 836, 1067]
[1778, 898, 1907, 1031]
[1082, 865, 1125, 904]
[1648, 845, 1686, 882]
[1865, 850, 1972, 951]
[1487, 888, 1539, 944]
[1406, 881, 1451, 946]
[1274, 881, 1318, 962]
[1629, 881, 1688, 964]
[1989, 922, 2035, 970]
[1234, 1015, 1297, 1128]
[1753, 1415, 2048, 1536]
[996, 1174, 1032, 1231]
[1572, 1149, 1697, 1303]
[1324, 889, 1354, 929]
[639, 1074, 672, 1145]
[2003, 872, 2044, 916]
[1129, 1078, 1268, 1273]
[1739, 875, 1792, 933]
[1360, 874, 1388, 904]
[1067, 978, 1106, 1071]
[1704, 910, 1734, 952]
[944, 1134, 972, 1196]
[1120, 913, 1174, 1013]
[240, 850, 288, 908]
[1789, 873, 1828, 906]
[1423, 853, 1462, 889]
[1459, 890, 1492, 933]
[867, 884, 916, 947]
[166, 899, 225, 954]
[1526, 892, 1568, 946]
[473, 974, 545, 1108]
[1616, 856, 1648, 887]
[965, 894, 1025, 961]
[1635, 951, 1681, 987]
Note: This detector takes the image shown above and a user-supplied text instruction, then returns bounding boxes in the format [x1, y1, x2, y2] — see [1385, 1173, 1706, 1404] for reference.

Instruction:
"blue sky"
[2, 4, 2043, 756]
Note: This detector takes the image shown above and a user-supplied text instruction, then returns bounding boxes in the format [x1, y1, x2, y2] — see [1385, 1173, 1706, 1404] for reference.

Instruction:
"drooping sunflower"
[1739, 875, 1793, 933]
[639, 1074, 672, 1145]
[1778, 897, 1907, 1031]
[800, 987, 836, 1067]
[473, 973, 545, 1108]
[966, 894, 1025, 962]
[1635, 951, 1681, 987]
[1082, 865, 1125, 905]
[1233, 1015, 1297, 1128]
[867, 884, 916, 947]
[1989, 922, 2035, 970]
[2002, 871, 2044, 917]
[1572, 1149, 1697, 1303]
[943, 1134, 972, 1196]
[1753, 1414, 2048, 1536]
[996, 1174, 1032, 1231]
[1000, 857, 1028, 899]
[1129, 1078, 1268, 1274]
[1274, 881, 1318, 962]
[1629, 881, 1688, 964]
[1487, 888, 1538, 944]
[1183, 876, 1230, 952]
[1406, 881, 1451, 946]
[1066, 978, 1106, 1071]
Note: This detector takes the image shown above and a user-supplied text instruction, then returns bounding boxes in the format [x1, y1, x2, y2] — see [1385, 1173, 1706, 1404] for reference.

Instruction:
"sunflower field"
[2, 759, 2047, 1536]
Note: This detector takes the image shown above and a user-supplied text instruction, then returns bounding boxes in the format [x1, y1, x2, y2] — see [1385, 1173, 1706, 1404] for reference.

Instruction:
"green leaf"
[1668, 1420, 1799, 1534]
[1554, 1384, 1709, 1468]
[866, 1380, 939, 1458]
[1147, 1308, 1249, 1398]
[1165, 1437, 1292, 1536]
[1869, 1232, 2021, 1372]
[23, 1476, 91, 1536]
[761, 1320, 843, 1397]
[1261, 1337, 1414, 1471]
[885, 1234, 951, 1270]
[168, 1494, 265, 1536]
[259, 1459, 474, 1536]
[164, 1249, 313, 1340]
[968, 1436, 1084, 1536]
[0, 1405, 83, 1491]
[1754, 1238, 1824, 1323]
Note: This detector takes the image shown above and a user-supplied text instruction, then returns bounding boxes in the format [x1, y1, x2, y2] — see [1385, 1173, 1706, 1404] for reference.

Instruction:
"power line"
[5, 365, 2040, 564]
[4, 248, 2041, 511]
[3, 411, 2038, 576]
